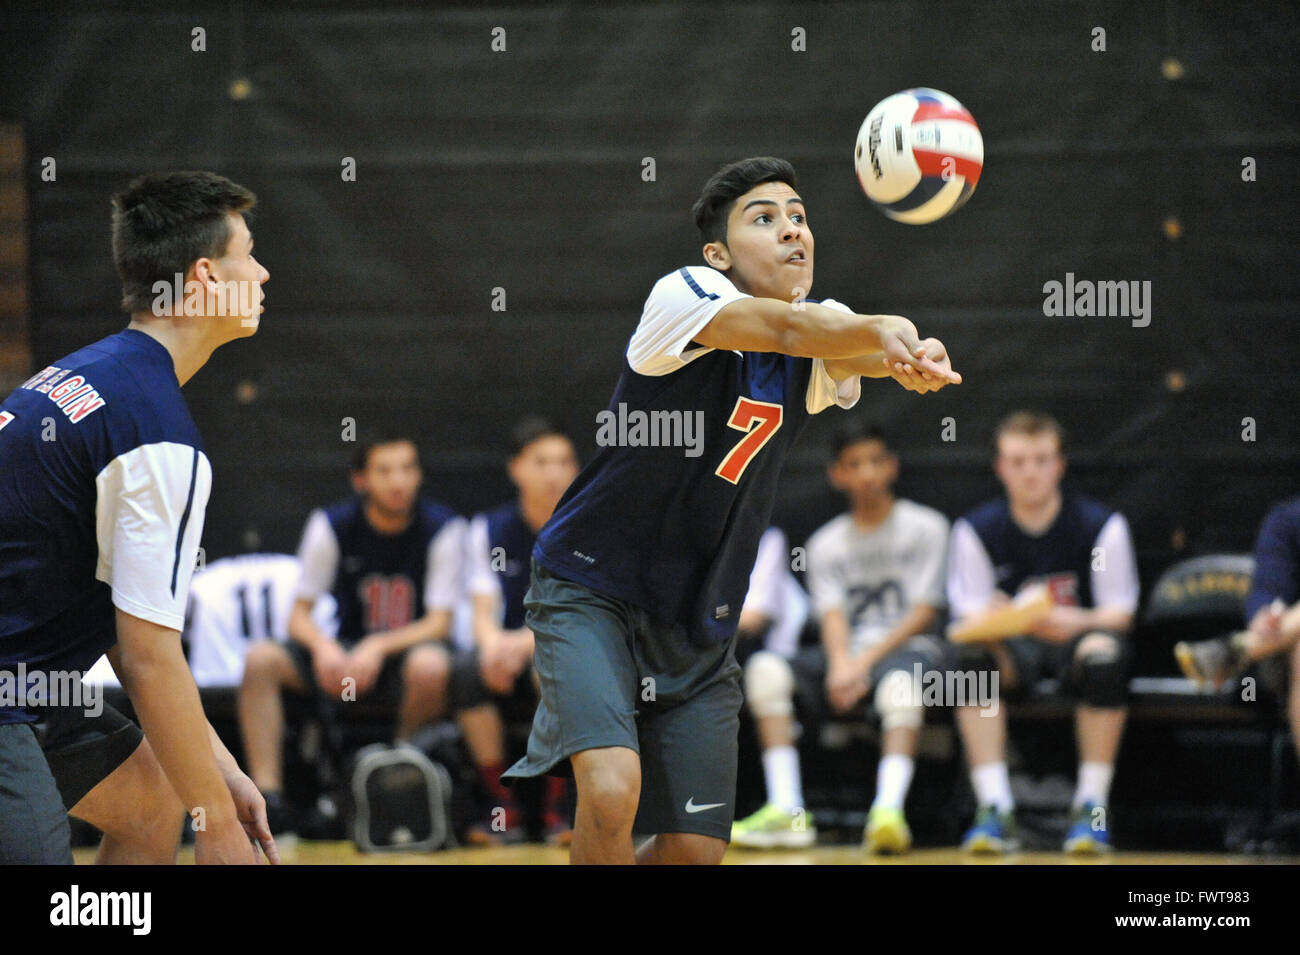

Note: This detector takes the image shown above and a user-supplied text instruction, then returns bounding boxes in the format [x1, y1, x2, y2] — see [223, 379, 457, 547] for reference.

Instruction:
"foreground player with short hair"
[0, 171, 274, 864]
[503, 157, 962, 864]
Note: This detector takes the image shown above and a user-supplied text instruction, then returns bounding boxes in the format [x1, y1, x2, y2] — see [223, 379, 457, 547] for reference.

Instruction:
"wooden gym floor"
[72, 842, 1300, 865]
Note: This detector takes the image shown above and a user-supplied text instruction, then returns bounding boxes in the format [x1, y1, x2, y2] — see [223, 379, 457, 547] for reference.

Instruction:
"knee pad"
[874, 668, 924, 731]
[743, 650, 795, 719]
[1072, 632, 1129, 707]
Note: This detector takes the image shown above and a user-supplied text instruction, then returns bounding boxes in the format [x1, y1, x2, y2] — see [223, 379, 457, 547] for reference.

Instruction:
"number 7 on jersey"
[715, 397, 783, 484]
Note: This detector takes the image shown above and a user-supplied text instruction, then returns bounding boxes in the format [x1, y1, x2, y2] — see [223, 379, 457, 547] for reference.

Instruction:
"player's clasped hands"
[877, 316, 962, 394]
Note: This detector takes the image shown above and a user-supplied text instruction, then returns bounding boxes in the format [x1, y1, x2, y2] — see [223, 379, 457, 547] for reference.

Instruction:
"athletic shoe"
[543, 816, 573, 847]
[1064, 801, 1113, 854]
[864, 805, 912, 854]
[730, 802, 817, 849]
[962, 805, 1018, 854]
[1175, 635, 1249, 689]
[464, 802, 527, 846]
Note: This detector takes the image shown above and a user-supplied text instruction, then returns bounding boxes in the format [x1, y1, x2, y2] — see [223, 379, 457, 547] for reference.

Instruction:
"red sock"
[479, 762, 517, 812]
[543, 776, 569, 826]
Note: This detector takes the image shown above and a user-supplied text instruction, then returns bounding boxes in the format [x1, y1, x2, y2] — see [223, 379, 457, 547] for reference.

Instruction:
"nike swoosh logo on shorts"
[685, 797, 725, 813]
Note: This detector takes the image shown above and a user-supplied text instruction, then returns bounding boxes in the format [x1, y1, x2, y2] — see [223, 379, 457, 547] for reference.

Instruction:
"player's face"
[995, 433, 1065, 507]
[358, 441, 422, 517]
[509, 435, 578, 513]
[709, 181, 813, 301]
[829, 439, 897, 503]
[202, 212, 269, 339]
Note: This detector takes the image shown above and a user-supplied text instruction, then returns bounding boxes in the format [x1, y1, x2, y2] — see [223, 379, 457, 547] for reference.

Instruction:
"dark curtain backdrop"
[2, 0, 1298, 595]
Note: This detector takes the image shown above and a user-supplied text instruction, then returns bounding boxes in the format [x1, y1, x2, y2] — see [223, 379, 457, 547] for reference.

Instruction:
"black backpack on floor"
[342, 742, 455, 852]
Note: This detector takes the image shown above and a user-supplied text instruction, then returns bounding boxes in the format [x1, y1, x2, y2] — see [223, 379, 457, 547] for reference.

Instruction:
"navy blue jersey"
[0, 329, 211, 723]
[534, 265, 861, 645]
[295, 495, 465, 647]
[466, 502, 537, 629]
[1245, 495, 1300, 621]
[959, 492, 1117, 609]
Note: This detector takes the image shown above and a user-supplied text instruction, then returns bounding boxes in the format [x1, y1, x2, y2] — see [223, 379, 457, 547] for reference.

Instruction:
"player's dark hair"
[692, 157, 799, 246]
[509, 416, 570, 458]
[832, 421, 892, 460]
[351, 433, 421, 473]
[110, 171, 257, 314]
[994, 410, 1066, 453]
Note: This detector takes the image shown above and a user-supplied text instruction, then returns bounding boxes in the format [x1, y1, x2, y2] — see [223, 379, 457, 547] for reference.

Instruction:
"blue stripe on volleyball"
[679, 267, 719, 300]
[907, 88, 944, 104]
[878, 175, 948, 213]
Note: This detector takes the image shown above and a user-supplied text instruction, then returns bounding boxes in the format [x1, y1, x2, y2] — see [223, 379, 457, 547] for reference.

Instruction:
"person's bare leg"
[1289, 640, 1300, 765]
[396, 644, 450, 741]
[882, 725, 920, 757]
[237, 641, 304, 792]
[635, 831, 726, 865]
[1075, 706, 1127, 764]
[756, 714, 794, 748]
[956, 702, 1005, 767]
[69, 738, 187, 864]
[569, 746, 640, 864]
[458, 704, 505, 766]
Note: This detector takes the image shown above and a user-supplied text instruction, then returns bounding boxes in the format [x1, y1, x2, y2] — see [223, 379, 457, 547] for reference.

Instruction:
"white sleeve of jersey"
[947, 517, 998, 621]
[805, 299, 864, 414]
[1092, 512, 1141, 613]
[94, 442, 212, 632]
[425, 517, 467, 612]
[464, 513, 500, 600]
[911, 510, 951, 610]
[742, 527, 788, 619]
[626, 266, 751, 376]
[295, 510, 339, 601]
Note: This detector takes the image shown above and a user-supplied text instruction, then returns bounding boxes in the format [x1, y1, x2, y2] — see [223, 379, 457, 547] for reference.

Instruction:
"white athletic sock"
[971, 761, 1014, 814]
[763, 745, 804, 811]
[1073, 761, 1114, 809]
[872, 754, 915, 811]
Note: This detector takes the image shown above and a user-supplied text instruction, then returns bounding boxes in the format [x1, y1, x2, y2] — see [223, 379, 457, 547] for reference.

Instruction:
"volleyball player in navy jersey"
[0, 172, 274, 864]
[503, 157, 962, 864]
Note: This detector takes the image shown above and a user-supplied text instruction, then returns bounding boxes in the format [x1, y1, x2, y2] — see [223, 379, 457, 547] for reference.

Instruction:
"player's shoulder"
[1065, 490, 1118, 526]
[807, 512, 853, 551]
[646, 265, 741, 303]
[960, 496, 1009, 533]
[320, 495, 363, 529]
[1262, 495, 1300, 527]
[417, 496, 464, 531]
[895, 498, 950, 532]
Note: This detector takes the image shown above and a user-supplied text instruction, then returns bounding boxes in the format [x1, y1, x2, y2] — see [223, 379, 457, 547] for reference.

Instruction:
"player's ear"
[703, 241, 730, 271]
[350, 470, 367, 495]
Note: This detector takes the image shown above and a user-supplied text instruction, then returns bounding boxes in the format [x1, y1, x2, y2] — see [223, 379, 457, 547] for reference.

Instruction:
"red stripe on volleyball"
[913, 150, 982, 186]
[912, 102, 974, 124]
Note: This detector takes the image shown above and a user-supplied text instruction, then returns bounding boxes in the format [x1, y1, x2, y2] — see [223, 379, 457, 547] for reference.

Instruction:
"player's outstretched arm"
[112, 610, 259, 864]
[694, 298, 961, 384]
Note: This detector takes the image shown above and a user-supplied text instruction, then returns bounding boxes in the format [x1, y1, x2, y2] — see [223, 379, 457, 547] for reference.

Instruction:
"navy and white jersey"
[947, 491, 1140, 620]
[295, 495, 465, 646]
[1244, 495, 1300, 622]
[534, 265, 861, 645]
[806, 500, 949, 653]
[0, 329, 210, 724]
[466, 501, 538, 630]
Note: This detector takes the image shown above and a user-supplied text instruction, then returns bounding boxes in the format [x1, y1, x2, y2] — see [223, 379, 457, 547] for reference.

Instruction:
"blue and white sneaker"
[962, 805, 1019, 854]
[1064, 801, 1113, 854]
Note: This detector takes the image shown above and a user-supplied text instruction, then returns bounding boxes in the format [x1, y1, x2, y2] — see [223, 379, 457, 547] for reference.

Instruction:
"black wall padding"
[2, 1, 1297, 595]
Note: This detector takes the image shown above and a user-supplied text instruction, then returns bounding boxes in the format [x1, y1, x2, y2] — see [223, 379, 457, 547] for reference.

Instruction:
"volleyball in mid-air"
[854, 88, 983, 224]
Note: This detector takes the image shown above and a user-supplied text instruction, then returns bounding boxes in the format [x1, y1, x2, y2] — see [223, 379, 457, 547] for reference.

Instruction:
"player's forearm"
[288, 601, 333, 651]
[819, 610, 854, 666]
[114, 610, 237, 826]
[369, 609, 452, 655]
[783, 304, 910, 359]
[824, 352, 890, 381]
[1083, 605, 1133, 635]
[868, 605, 938, 660]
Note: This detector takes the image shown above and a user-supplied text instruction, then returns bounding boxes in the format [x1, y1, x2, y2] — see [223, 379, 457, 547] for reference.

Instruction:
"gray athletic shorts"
[502, 559, 744, 841]
[0, 703, 142, 864]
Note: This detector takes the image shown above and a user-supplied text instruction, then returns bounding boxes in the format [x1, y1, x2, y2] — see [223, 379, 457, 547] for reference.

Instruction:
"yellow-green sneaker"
[864, 805, 912, 854]
[730, 802, 816, 849]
